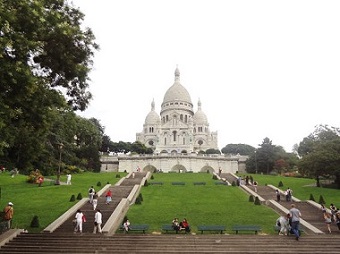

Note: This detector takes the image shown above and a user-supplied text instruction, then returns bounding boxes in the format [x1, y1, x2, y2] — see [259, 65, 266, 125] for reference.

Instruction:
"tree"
[0, 0, 98, 171]
[298, 125, 340, 188]
[245, 138, 298, 174]
[205, 148, 221, 154]
[221, 144, 255, 155]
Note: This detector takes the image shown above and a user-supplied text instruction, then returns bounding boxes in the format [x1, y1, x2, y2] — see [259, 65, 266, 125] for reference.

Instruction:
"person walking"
[105, 189, 112, 205]
[88, 186, 95, 204]
[74, 209, 84, 233]
[275, 189, 281, 202]
[93, 209, 102, 234]
[289, 204, 302, 240]
[324, 212, 332, 233]
[92, 192, 98, 210]
[3, 202, 14, 229]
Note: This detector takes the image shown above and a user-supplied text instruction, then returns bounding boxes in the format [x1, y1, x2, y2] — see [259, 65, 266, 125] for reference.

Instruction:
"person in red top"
[105, 189, 112, 205]
[180, 218, 190, 233]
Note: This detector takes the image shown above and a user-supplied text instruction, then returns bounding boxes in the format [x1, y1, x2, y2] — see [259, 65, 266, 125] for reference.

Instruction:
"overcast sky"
[72, 0, 340, 152]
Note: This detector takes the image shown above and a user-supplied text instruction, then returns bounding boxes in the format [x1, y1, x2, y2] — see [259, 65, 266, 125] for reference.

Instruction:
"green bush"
[309, 194, 315, 201]
[144, 180, 149, 186]
[76, 193, 82, 200]
[278, 181, 283, 187]
[70, 195, 76, 202]
[249, 195, 254, 202]
[151, 175, 154, 180]
[135, 196, 142, 204]
[254, 196, 261, 205]
[232, 181, 236, 186]
[212, 175, 218, 180]
[319, 195, 326, 204]
[97, 181, 101, 187]
[30, 215, 40, 228]
[138, 193, 143, 202]
[116, 174, 121, 178]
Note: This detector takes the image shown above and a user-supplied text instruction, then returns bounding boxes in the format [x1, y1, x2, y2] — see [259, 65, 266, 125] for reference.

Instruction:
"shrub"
[107, 181, 110, 184]
[97, 181, 101, 187]
[138, 193, 143, 202]
[76, 193, 82, 200]
[232, 181, 236, 186]
[278, 181, 283, 187]
[70, 195, 76, 202]
[135, 196, 142, 204]
[30, 215, 40, 228]
[249, 195, 254, 202]
[254, 196, 261, 205]
[212, 175, 218, 180]
[319, 195, 326, 204]
[309, 194, 315, 201]
[151, 175, 154, 180]
[116, 174, 121, 178]
[27, 169, 44, 184]
[144, 180, 149, 186]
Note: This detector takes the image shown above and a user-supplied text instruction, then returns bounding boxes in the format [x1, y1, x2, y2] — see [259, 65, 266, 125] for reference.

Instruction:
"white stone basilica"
[136, 67, 218, 154]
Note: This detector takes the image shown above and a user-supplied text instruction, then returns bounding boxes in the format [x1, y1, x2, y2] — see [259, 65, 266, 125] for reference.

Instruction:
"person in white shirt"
[74, 209, 84, 233]
[66, 174, 72, 185]
[93, 209, 102, 234]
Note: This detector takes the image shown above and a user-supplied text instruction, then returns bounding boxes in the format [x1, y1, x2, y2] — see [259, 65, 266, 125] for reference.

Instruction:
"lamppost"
[56, 143, 63, 185]
[254, 150, 258, 174]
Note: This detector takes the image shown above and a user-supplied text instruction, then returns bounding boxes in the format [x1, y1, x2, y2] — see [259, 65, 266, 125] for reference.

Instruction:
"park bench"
[215, 182, 228, 185]
[171, 182, 185, 185]
[193, 182, 206, 185]
[161, 224, 186, 234]
[149, 182, 163, 185]
[197, 225, 226, 234]
[232, 225, 261, 234]
[120, 224, 149, 234]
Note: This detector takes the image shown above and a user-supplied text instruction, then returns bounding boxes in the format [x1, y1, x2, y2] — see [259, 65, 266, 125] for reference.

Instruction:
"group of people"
[74, 186, 115, 234]
[321, 203, 340, 234]
[74, 208, 103, 234]
[172, 218, 190, 233]
[275, 188, 293, 202]
[276, 203, 302, 240]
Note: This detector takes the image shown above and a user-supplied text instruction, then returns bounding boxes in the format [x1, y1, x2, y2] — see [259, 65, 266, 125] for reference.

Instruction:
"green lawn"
[126, 173, 278, 234]
[0, 172, 125, 231]
[1, 171, 339, 234]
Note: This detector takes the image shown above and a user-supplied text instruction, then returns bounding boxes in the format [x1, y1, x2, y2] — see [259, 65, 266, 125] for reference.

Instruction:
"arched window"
[173, 131, 177, 141]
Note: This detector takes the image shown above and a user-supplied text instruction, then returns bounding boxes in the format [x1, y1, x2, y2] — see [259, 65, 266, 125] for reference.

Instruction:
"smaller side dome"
[193, 99, 208, 124]
[145, 100, 160, 124]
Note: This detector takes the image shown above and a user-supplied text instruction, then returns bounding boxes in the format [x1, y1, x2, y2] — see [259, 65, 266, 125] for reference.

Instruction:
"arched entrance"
[200, 165, 214, 173]
[170, 164, 187, 173]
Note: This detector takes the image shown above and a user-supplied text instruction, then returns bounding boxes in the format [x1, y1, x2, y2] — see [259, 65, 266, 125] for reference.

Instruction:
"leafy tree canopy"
[298, 125, 340, 188]
[221, 144, 255, 155]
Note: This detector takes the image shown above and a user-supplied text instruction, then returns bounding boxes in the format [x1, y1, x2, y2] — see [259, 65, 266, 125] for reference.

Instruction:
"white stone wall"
[101, 154, 247, 174]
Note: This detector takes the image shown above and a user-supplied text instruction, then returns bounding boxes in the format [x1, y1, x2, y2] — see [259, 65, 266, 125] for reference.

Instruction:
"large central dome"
[162, 67, 192, 105]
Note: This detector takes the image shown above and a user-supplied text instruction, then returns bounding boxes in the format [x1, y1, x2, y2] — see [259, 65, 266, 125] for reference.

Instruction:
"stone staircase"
[0, 233, 340, 253]
[1, 171, 340, 253]
[223, 173, 340, 235]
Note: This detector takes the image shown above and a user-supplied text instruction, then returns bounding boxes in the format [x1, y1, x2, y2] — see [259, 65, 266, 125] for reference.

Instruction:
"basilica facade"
[136, 67, 218, 154]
